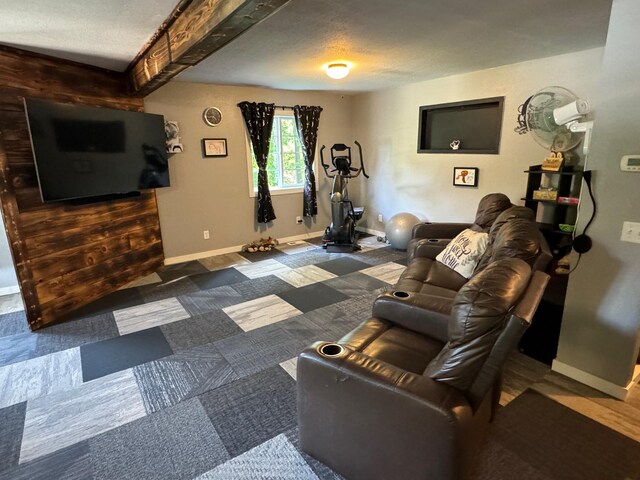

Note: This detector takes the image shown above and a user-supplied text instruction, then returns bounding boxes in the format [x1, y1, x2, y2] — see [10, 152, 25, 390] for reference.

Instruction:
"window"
[246, 113, 310, 196]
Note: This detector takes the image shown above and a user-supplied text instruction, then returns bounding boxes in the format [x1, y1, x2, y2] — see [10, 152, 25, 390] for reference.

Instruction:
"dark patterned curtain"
[238, 101, 276, 223]
[293, 105, 323, 217]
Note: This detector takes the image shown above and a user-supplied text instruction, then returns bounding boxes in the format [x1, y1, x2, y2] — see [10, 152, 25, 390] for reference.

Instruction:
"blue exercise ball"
[385, 213, 420, 250]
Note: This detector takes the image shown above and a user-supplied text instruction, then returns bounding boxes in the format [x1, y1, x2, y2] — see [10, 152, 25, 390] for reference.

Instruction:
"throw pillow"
[435, 229, 489, 279]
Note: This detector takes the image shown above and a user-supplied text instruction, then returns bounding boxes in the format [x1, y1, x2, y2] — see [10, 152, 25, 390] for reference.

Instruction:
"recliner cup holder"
[392, 291, 410, 299]
[428, 238, 440, 243]
[319, 343, 344, 357]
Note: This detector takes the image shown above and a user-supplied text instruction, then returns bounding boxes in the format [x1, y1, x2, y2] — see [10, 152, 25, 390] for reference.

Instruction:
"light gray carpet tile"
[275, 264, 337, 288]
[199, 252, 251, 271]
[360, 261, 407, 284]
[160, 311, 243, 353]
[0, 311, 29, 338]
[223, 294, 302, 332]
[279, 358, 297, 380]
[0, 348, 82, 409]
[134, 343, 238, 413]
[230, 275, 293, 302]
[121, 272, 163, 289]
[0, 402, 26, 473]
[275, 251, 346, 269]
[2, 441, 93, 480]
[113, 297, 190, 335]
[283, 427, 344, 480]
[0, 293, 24, 314]
[198, 366, 298, 458]
[89, 397, 228, 480]
[178, 285, 245, 315]
[357, 235, 388, 250]
[196, 433, 318, 480]
[234, 258, 292, 279]
[215, 323, 303, 378]
[276, 240, 320, 256]
[20, 368, 146, 463]
[323, 271, 390, 297]
[138, 276, 201, 303]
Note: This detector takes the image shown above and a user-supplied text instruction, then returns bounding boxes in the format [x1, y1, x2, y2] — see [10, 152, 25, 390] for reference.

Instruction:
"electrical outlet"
[296, 216, 303, 224]
[621, 221, 640, 244]
[378, 214, 383, 223]
[203, 230, 210, 240]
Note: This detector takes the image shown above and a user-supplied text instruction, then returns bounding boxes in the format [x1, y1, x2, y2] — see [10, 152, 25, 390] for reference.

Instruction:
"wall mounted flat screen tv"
[24, 98, 169, 202]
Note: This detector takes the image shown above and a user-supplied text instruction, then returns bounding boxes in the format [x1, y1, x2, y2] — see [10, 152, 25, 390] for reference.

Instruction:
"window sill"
[249, 187, 304, 198]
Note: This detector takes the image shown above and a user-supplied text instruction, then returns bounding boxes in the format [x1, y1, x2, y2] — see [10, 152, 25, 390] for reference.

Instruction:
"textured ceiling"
[0, 0, 179, 71]
[179, 0, 612, 92]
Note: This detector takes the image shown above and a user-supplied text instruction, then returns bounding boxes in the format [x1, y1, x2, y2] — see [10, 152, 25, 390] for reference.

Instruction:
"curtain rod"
[275, 105, 295, 110]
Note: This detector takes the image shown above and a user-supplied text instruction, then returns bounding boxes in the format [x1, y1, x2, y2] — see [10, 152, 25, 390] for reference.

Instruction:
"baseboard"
[164, 230, 326, 265]
[0, 285, 19, 296]
[552, 359, 640, 401]
[356, 226, 385, 238]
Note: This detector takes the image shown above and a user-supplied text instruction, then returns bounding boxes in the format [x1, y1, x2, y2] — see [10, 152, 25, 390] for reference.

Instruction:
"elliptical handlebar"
[319, 141, 369, 179]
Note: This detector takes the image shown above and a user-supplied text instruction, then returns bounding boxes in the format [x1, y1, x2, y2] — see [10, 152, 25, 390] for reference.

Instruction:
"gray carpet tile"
[315, 257, 371, 276]
[62, 287, 145, 320]
[133, 342, 239, 413]
[177, 285, 245, 315]
[89, 397, 229, 480]
[137, 276, 201, 303]
[190, 268, 250, 290]
[160, 311, 243, 353]
[275, 251, 345, 269]
[230, 275, 294, 302]
[157, 260, 209, 282]
[215, 323, 302, 378]
[357, 246, 408, 265]
[0, 311, 29, 338]
[199, 366, 298, 458]
[0, 313, 119, 368]
[80, 327, 173, 382]
[0, 402, 26, 473]
[3, 441, 93, 480]
[283, 427, 344, 480]
[277, 282, 350, 313]
[196, 433, 318, 480]
[237, 248, 287, 262]
[323, 271, 389, 297]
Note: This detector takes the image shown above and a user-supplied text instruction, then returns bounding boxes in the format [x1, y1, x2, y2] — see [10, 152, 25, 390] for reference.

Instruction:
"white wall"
[144, 82, 353, 260]
[350, 49, 604, 231]
[0, 223, 18, 293]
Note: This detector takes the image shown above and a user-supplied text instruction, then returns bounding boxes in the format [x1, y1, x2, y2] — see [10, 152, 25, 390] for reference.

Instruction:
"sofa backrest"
[424, 258, 531, 391]
[470, 193, 513, 232]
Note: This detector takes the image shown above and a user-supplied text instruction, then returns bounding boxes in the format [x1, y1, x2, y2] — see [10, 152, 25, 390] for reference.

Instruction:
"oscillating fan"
[515, 86, 593, 154]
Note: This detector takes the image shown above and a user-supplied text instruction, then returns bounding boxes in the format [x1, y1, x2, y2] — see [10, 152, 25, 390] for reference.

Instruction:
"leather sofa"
[297, 258, 550, 480]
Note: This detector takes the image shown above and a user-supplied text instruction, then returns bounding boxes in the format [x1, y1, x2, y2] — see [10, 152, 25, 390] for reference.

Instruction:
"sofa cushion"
[471, 193, 513, 231]
[436, 229, 489, 278]
[424, 258, 531, 391]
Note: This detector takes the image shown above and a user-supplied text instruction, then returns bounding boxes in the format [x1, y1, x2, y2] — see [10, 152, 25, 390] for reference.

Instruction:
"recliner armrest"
[412, 222, 471, 240]
[372, 291, 450, 342]
[297, 342, 474, 480]
[408, 238, 450, 261]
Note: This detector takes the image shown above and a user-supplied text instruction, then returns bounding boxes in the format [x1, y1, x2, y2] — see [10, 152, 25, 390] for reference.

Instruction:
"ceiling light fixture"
[326, 63, 350, 80]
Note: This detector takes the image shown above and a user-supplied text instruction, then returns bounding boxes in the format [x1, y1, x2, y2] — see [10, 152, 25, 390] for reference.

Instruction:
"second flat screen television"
[25, 98, 169, 202]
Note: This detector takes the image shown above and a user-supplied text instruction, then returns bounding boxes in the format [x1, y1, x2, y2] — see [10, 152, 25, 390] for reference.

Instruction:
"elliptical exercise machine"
[319, 141, 369, 251]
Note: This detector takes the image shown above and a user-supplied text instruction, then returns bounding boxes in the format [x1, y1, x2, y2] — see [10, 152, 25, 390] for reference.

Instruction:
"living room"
[0, 0, 639, 479]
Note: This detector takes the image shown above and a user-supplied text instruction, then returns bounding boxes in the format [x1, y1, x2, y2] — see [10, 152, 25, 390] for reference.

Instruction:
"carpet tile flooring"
[1, 234, 636, 479]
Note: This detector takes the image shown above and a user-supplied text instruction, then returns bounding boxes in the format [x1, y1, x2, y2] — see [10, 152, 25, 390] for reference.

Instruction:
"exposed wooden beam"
[127, 0, 290, 97]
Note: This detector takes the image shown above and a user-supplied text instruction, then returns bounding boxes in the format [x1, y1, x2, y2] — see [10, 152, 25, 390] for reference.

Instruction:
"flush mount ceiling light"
[325, 63, 350, 80]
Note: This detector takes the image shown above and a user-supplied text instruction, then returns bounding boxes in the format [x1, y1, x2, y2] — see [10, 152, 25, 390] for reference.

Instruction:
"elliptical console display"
[319, 141, 369, 251]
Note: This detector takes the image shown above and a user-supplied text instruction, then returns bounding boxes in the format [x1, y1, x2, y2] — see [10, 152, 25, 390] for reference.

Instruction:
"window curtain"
[293, 105, 323, 217]
[238, 101, 276, 223]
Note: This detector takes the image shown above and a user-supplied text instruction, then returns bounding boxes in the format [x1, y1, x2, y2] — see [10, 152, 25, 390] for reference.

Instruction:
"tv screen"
[24, 98, 169, 202]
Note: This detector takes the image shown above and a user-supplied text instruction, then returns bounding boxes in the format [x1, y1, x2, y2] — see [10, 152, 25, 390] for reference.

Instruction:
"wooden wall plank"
[0, 46, 165, 330]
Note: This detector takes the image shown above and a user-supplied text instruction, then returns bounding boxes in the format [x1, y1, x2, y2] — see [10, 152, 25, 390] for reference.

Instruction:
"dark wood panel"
[127, 0, 290, 96]
[0, 45, 165, 330]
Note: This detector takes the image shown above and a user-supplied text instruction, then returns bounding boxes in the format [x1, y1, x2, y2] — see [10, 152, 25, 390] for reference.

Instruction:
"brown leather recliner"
[407, 193, 513, 262]
[297, 258, 550, 480]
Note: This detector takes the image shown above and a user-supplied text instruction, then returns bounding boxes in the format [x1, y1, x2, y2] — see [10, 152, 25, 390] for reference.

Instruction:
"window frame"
[245, 110, 317, 198]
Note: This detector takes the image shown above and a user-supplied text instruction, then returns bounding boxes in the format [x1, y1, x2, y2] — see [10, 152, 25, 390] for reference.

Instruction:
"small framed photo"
[453, 167, 478, 187]
[202, 138, 227, 157]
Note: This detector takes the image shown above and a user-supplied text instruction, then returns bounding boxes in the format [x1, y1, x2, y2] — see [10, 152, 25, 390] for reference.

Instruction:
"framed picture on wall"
[202, 138, 228, 157]
[453, 167, 478, 187]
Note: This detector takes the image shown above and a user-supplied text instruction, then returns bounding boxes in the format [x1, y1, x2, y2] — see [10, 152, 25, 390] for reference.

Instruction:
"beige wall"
[144, 82, 352, 260]
[350, 48, 604, 231]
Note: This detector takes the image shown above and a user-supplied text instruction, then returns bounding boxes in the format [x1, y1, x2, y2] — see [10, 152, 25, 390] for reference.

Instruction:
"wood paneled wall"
[0, 46, 164, 330]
